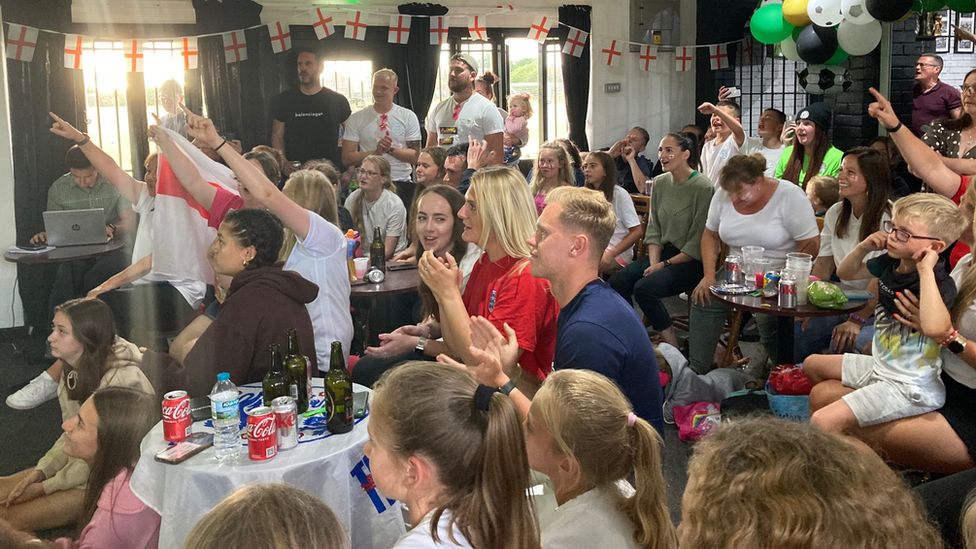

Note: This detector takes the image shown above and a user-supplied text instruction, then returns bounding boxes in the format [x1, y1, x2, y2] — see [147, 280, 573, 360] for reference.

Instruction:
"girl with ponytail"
[528, 369, 676, 549]
[368, 361, 540, 549]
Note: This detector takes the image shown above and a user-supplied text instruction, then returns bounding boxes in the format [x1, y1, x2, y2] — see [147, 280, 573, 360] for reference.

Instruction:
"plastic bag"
[808, 280, 848, 309]
[768, 364, 813, 396]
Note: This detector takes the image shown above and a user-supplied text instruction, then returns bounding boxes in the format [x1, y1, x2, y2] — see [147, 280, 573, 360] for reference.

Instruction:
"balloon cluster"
[750, 0, 913, 64]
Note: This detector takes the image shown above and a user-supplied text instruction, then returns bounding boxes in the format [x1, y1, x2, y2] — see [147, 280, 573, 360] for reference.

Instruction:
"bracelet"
[664, 259, 672, 267]
[107, 223, 117, 234]
[885, 121, 903, 133]
[213, 139, 228, 152]
[940, 329, 960, 347]
[76, 133, 90, 146]
[848, 313, 868, 326]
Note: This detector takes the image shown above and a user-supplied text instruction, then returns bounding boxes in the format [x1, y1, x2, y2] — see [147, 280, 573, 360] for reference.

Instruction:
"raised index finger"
[48, 111, 65, 124]
[867, 87, 888, 105]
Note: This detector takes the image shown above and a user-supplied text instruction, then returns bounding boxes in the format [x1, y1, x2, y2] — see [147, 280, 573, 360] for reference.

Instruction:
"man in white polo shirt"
[342, 68, 422, 206]
[425, 53, 504, 165]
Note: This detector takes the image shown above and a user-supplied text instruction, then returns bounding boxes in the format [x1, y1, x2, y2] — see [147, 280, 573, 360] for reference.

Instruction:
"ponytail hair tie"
[474, 384, 497, 412]
[626, 412, 637, 428]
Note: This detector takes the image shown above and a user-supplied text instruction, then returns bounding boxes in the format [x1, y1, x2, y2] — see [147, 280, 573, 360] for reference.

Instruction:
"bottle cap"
[217, 372, 230, 381]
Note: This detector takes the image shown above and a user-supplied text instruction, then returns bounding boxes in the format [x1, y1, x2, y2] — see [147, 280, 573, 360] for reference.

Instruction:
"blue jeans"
[608, 244, 703, 330]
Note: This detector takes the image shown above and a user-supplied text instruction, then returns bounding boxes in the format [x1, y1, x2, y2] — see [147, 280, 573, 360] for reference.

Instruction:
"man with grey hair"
[426, 53, 504, 165]
[912, 53, 962, 136]
[342, 68, 422, 205]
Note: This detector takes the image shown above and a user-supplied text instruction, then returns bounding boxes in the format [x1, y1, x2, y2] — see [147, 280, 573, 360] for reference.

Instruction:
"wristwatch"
[415, 334, 428, 354]
[947, 332, 968, 354]
[664, 259, 672, 267]
[498, 378, 518, 395]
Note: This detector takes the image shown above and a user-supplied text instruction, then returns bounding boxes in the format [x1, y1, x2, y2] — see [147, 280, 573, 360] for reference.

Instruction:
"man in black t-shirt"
[271, 48, 351, 168]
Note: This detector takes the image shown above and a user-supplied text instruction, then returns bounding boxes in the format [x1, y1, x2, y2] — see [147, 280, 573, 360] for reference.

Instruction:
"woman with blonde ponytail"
[528, 369, 676, 549]
[367, 361, 540, 549]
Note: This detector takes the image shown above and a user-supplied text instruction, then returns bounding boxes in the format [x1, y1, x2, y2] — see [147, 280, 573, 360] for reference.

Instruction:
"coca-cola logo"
[162, 399, 190, 420]
[248, 416, 276, 439]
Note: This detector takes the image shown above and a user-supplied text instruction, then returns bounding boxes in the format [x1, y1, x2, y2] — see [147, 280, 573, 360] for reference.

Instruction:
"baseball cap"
[450, 53, 478, 74]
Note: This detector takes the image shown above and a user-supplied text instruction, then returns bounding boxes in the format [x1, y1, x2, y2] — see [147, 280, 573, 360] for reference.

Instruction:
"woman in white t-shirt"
[794, 147, 891, 362]
[368, 361, 539, 549]
[345, 155, 408, 257]
[581, 151, 641, 274]
[689, 154, 820, 373]
[529, 370, 676, 549]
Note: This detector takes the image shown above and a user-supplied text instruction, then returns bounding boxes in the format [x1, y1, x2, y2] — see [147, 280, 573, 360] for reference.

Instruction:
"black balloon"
[866, 0, 913, 22]
[796, 25, 838, 64]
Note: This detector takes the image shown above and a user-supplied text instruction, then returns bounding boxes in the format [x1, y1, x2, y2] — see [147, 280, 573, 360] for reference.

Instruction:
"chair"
[630, 194, 650, 260]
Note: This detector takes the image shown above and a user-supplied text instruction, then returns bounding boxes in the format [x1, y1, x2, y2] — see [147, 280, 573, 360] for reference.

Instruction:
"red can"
[246, 406, 278, 461]
[162, 390, 192, 442]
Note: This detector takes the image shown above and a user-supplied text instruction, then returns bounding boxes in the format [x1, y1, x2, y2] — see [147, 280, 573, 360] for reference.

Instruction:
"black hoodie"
[184, 266, 319, 397]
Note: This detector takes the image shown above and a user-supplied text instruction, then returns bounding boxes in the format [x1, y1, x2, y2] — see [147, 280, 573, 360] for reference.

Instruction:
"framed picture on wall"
[936, 9, 952, 53]
[957, 12, 975, 53]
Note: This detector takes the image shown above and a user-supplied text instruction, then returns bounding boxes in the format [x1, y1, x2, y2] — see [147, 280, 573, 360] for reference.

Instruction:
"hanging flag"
[178, 37, 199, 70]
[674, 46, 693, 72]
[429, 15, 448, 46]
[63, 34, 84, 70]
[600, 39, 622, 67]
[5, 24, 38, 63]
[268, 21, 292, 54]
[562, 28, 588, 57]
[222, 30, 248, 63]
[708, 44, 730, 70]
[123, 39, 144, 73]
[639, 45, 658, 72]
[468, 16, 488, 41]
[311, 8, 336, 40]
[345, 11, 368, 41]
[527, 15, 552, 44]
[388, 15, 411, 45]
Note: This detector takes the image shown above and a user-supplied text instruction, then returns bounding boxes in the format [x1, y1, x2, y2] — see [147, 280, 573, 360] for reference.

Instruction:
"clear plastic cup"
[748, 258, 772, 291]
[353, 257, 369, 280]
[742, 246, 765, 263]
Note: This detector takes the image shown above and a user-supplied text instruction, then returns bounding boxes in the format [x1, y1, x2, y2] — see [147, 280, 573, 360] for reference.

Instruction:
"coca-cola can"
[246, 406, 278, 461]
[271, 396, 298, 450]
[778, 279, 797, 309]
[162, 390, 192, 442]
[725, 255, 743, 285]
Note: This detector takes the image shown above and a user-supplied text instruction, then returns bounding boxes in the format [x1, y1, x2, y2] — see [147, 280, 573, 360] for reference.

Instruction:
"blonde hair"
[680, 417, 942, 549]
[373, 361, 540, 549]
[530, 141, 575, 196]
[372, 67, 397, 84]
[183, 483, 348, 549]
[508, 92, 533, 119]
[279, 169, 339, 262]
[952, 182, 976, 324]
[351, 155, 395, 238]
[892, 192, 966, 245]
[533, 370, 677, 549]
[302, 159, 341, 188]
[806, 175, 839, 211]
[545, 187, 616, 260]
[963, 489, 976, 549]
[468, 166, 537, 258]
[718, 154, 767, 193]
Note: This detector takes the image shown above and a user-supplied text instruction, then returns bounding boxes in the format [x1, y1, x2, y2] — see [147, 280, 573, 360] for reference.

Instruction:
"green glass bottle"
[262, 343, 289, 406]
[325, 341, 354, 434]
[284, 329, 310, 413]
[370, 226, 386, 271]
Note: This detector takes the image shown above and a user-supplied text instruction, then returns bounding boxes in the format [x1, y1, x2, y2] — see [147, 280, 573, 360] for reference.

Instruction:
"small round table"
[710, 289, 870, 365]
[3, 240, 124, 265]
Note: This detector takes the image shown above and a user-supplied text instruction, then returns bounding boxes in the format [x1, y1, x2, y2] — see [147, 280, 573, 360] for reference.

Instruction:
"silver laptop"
[43, 208, 110, 247]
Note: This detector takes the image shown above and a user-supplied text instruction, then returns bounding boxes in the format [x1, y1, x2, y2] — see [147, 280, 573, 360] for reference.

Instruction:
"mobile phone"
[16, 244, 46, 251]
[154, 432, 213, 464]
[387, 261, 417, 271]
[725, 86, 741, 98]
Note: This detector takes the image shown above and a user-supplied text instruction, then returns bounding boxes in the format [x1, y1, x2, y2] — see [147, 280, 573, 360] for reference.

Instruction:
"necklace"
[961, 128, 976, 156]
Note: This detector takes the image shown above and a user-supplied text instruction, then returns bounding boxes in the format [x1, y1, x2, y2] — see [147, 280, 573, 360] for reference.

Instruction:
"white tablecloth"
[130, 380, 405, 549]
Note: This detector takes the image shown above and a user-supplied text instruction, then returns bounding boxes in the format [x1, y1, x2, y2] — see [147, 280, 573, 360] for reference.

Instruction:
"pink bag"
[672, 402, 721, 442]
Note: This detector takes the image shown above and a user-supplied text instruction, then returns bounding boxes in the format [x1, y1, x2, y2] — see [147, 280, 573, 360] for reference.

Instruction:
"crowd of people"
[5, 46, 976, 548]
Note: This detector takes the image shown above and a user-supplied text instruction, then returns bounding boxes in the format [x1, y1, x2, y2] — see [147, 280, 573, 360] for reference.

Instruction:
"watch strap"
[415, 334, 428, 354]
[498, 379, 517, 395]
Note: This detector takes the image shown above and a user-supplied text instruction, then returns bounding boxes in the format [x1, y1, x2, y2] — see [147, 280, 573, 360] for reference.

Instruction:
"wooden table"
[711, 289, 870, 366]
[4, 240, 124, 265]
[350, 267, 420, 349]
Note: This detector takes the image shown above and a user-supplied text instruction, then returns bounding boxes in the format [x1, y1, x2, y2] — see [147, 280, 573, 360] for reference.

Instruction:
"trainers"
[6, 371, 59, 410]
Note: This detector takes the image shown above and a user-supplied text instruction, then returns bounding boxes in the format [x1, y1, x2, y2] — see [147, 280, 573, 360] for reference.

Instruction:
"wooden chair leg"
[721, 308, 745, 368]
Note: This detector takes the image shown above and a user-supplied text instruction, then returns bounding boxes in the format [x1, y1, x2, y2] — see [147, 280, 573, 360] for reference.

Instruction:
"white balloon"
[780, 35, 802, 61]
[841, 0, 875, 25]
[837, 18, 882, 55]
[807, 0, 844, 27]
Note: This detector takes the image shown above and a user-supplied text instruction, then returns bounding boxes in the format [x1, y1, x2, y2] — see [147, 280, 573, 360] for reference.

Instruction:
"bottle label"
[289, 383, 299, 400]
[212, 396, 239, 420]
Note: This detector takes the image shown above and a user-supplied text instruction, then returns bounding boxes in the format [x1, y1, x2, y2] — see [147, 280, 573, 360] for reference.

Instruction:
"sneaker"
[6, 371, 59, 410]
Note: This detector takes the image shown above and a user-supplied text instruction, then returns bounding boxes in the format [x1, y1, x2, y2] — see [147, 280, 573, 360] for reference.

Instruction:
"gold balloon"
[783, 0, 812, 26]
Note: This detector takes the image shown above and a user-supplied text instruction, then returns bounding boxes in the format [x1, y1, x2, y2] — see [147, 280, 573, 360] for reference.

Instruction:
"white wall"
[0, 8, 25, 328]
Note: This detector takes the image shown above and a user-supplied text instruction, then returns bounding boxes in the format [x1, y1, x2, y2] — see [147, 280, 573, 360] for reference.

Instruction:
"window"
[732, 37, 807, 136]
[322, 60, 374, 113]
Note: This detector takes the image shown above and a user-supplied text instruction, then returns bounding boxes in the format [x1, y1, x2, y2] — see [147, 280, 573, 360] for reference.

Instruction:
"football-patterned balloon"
[808, 0, 844, 27]
[797, 64, 853, 94]
[841, 0, 875, 24]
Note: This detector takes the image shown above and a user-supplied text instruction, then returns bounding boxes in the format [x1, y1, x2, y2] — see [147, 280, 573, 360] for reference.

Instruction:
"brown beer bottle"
[284, 329, 310, 413]
[369, 226, 386, 271]
[325, 341, 354, 434]
[262, 344, 289, 406]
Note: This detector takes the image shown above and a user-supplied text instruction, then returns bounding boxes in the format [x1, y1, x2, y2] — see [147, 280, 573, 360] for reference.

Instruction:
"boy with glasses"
[805, 194, 965, 433]
[912, 53, 962, 136]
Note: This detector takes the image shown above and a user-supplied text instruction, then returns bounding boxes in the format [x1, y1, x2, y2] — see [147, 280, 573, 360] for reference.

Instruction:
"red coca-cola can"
[246, 406, 278, 461]
[271, 396, 298, 450]
[162, 390, 192, 442]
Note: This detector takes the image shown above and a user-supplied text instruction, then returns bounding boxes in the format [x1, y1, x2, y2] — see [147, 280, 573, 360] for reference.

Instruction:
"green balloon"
[921, 0, 947, 11]
[825, 46, 849, 65]
[751, 4, 796, 44]
[947, 0, 976, 12]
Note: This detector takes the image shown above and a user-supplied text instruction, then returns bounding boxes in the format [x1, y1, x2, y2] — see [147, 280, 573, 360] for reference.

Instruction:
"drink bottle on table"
[210, 372, 241, 461]
[284, 328, 310, 413]
[325, 341, 354, 434]
[370, 226, 386, 271]
[262, 343, 289, 406]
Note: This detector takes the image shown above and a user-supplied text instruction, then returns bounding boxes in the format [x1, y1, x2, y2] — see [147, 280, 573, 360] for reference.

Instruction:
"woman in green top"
[775, 103, 843, 188]
[609, 132, 714, 348]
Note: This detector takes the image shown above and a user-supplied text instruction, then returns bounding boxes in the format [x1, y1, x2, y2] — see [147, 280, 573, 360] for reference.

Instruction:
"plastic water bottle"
[210, 372, 241, 461]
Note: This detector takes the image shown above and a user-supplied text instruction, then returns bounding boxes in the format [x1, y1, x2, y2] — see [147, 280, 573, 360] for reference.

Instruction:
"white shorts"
[840, 353, 945, 427]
